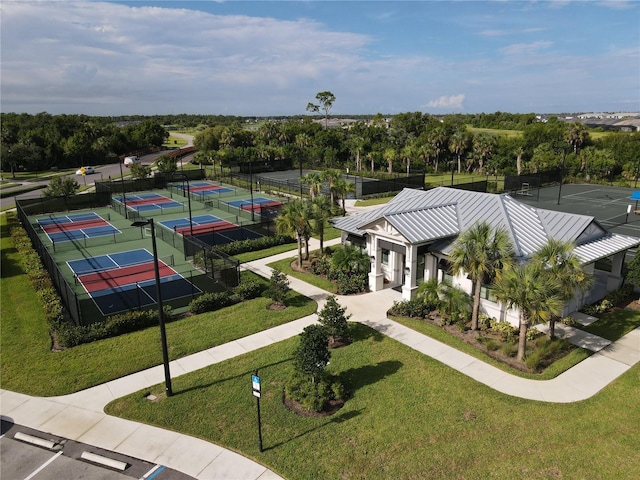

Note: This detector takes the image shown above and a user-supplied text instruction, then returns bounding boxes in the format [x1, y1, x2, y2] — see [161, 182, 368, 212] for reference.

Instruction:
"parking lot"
[1, 420, 194, 480]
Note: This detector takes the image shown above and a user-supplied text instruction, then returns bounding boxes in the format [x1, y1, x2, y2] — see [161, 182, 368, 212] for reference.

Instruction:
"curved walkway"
[2, 238, 639, 479]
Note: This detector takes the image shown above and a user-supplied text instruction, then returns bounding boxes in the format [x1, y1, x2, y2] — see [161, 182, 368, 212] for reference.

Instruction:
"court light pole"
[131, 218, 173, 397]
[179, 173, 194, 236]
[118, 158, 128, 219]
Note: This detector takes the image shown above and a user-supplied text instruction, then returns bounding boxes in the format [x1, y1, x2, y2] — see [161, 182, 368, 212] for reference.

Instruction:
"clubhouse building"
[331, 187, 640, 324]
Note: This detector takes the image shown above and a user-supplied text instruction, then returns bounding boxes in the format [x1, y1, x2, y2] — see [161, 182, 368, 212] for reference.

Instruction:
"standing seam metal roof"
[331, 187, 640, 261]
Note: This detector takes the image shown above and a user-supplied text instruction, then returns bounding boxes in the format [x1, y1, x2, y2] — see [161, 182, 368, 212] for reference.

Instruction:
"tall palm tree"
[333, 177, 355, 216]
[383, 147, 397, 174]
[493, 263, 563, 361]
[301, 172, 324, 199]
[275, 199, 311, 268]
[533, 239, 593, 339]
[449, 221, 515, 331]
[449, 130, 469, 174]
[310, 196, 331, 255]
[322, 168, 342, 206]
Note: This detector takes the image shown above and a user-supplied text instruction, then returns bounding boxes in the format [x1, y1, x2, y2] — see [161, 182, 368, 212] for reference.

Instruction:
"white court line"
[23, 451, 64, 480]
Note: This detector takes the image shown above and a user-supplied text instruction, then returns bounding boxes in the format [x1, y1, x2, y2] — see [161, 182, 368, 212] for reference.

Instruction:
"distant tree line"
[2, 111, 639, 184]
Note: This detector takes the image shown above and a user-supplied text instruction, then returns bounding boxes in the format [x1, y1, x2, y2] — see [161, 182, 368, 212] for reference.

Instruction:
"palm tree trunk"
[548, 317, 556, 339]
[296, 234, 303, 268]
[471, 277, 482, 330]
[457, 154, 461, 174]
[517, 315, 528, 361]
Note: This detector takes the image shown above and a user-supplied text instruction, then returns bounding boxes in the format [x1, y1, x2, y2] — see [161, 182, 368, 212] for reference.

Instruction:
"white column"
[368, 235, 384, 292]
[402, 244, 418, 300]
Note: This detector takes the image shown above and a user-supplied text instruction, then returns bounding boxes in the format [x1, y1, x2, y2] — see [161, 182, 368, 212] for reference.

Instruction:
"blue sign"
[252, 375, 261, 397]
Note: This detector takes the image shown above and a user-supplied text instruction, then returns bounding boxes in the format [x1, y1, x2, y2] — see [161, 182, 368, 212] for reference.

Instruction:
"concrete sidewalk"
[2, 236, 639, 479]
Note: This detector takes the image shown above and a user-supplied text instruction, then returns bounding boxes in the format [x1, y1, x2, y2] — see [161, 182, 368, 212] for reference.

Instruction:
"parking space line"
[23, 451, 63, 480]
[140, 464, 165, 479]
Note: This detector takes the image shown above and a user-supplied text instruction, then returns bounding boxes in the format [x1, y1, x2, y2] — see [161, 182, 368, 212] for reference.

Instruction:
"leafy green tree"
[294, 324, 330, 383]
[156, 154, 177, 174]
[268, 267, 290, 306]
[306, 91, 336, 129]
[43, 175, 79, 198]
[449, 221, 514, 331]
[493, 262, 563, 361]
[533, 239, 593, 338]
[130, 163, 151, 180]
[317, 295, 351, 341]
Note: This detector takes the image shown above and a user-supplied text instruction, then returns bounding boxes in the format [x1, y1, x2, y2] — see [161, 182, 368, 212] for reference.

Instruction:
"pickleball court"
[68, 248, 201, 315]
[37, 212, 120, 243]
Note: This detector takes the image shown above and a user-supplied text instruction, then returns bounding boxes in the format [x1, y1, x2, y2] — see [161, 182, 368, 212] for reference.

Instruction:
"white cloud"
[425, 95, 465, 110]
[499, 40, 553, 56]
[0, 1, 637, 115]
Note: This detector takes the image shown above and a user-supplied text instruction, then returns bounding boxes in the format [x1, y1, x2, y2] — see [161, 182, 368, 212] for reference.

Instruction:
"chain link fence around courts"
[503, 168, 563, 201]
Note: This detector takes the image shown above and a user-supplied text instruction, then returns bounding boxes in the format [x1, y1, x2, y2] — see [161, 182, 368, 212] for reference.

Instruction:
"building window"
[381, 248, 390, 265]
[416, 255, 425, 285]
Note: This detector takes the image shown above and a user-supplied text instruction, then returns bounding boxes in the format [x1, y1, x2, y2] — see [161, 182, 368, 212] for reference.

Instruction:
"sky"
[1, 0, 639, 116]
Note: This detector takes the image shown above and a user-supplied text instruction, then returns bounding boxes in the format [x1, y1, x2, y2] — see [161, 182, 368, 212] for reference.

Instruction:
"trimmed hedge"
[189, 291, 236, 315]
[212, 234, 294, 256]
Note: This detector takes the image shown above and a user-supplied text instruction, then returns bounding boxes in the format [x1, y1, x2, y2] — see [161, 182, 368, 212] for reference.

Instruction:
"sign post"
[252, 371, 263, 452]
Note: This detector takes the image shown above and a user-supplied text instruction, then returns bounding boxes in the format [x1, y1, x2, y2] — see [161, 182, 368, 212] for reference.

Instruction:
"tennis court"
[226, 197, 283, 212]
[515, 183, 640, 239]
[68, 248, 202, 315]
[113, 192, 183, 212]
[37, 212, 120, 243]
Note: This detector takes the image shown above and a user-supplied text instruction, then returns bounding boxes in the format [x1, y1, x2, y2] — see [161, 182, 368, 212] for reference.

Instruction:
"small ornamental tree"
[294, 324, 330, 384]
[43, 176, 79, 198]
[317, 295, 351, 344]
[268, 267, 290, 306]
[130, 163, 151, 179]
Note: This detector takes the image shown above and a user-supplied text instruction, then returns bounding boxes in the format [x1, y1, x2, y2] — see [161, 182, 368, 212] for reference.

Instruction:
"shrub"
[490, 318, 518, 342]
[317, 295, 351, 338]
[389, 299, 433, 319]
[55, 306, 173, 348]
[500, 342, 518, 357]
[268, 268, 290, 305]
[332, 271, 368, 295]
[189, 291, 235, 314]
[310, 255, 331, 276]
[233, 279, 264, 300]
[285, 371, 345, 413]
[478, 314, 493, 331]
[560, 316, 578, 327]
[213, 234, 295, 256]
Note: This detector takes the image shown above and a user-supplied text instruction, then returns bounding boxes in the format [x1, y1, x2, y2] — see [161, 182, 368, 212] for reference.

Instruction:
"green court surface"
[26, 179, 287, 322]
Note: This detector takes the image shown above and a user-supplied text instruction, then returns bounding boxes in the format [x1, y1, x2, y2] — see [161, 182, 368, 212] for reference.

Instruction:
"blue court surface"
[37, 212, 102, 226]
[226, 197, 281, 208]
[38, 213, 120, 243]
[67, 249, 154, 275]
[159, 214, 224, 231]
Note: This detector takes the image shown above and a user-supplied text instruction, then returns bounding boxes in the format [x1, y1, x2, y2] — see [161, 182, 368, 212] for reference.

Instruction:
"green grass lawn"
[106, 322, 640, 480]
[268, 255, 338, 293]
[582, 307, 640, 341]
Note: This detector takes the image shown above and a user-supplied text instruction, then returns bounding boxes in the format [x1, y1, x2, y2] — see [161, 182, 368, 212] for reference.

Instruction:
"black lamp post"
[118, 158, 128, 219]
[179, 173, 194, 236]
[131, 218, 173, 397]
